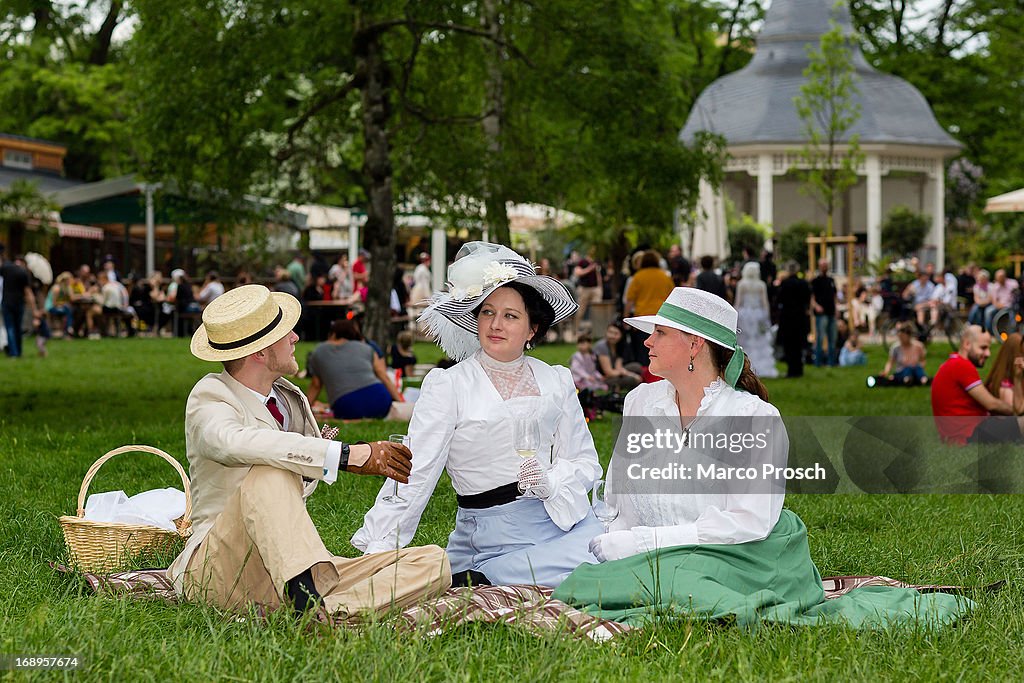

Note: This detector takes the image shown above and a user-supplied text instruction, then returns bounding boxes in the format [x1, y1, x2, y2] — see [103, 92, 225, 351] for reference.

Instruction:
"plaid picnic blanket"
[53, 563, 986, 640]
[51, 564, 629, 641]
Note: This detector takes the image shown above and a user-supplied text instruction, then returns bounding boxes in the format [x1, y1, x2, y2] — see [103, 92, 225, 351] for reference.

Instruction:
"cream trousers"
[183, 465, 450, 619]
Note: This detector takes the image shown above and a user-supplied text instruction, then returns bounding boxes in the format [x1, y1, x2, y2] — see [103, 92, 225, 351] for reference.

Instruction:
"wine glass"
[513, 416, 541, 496]
[591, 479, 618, 530]
[382, 434, 408, 503]
[513, 417, 540, 460]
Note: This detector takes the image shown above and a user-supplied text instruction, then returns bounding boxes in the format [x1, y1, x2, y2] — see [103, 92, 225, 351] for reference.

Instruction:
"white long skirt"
[736, 305, 779, 378]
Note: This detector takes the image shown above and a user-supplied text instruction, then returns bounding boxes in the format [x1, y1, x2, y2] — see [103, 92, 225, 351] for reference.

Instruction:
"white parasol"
[984, 188, 1024, 214]
[24, 252, 54, 285]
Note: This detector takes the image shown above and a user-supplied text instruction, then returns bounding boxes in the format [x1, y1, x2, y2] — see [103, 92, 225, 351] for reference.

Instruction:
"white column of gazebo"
[715, 147, 949, 269]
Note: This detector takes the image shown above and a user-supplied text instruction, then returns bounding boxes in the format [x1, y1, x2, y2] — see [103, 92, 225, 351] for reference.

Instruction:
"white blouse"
[607, 378, 786, 551]
[351, 354, 602, 554]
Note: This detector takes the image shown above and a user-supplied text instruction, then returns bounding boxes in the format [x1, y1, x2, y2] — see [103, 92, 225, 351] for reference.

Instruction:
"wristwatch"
[340, 442, 350, 469]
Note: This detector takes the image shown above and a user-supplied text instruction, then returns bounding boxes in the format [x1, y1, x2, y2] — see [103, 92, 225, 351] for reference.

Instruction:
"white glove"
[588, 530, 639, 563]
[517, 458, 553, 500]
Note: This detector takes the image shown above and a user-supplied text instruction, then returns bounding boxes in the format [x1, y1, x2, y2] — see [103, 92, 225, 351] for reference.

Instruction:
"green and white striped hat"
[624, 287, 746, 386]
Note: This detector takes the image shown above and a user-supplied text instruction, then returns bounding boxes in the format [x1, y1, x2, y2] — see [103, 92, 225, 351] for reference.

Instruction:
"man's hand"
[346, 441, 412, 483]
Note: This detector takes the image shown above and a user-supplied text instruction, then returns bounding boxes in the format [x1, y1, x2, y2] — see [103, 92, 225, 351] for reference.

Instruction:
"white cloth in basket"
[84, 488, 186, 531]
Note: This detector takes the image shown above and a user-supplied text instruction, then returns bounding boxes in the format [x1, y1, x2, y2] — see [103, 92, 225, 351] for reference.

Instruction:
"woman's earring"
[688, 357, 695, 372]
[526, 340, 534, 351]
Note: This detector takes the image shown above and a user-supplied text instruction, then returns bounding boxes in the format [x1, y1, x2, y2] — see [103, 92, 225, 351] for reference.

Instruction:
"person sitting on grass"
[304, 318, 408, 420]
[594, 323, 643, 392]
[882, 323, 928, 385]
[570, 334, 607, 392]
[838, 328, 866, 366]
[353, 242, 603, 589]
[931, 324, 1022, 445]
[169, 284, 450, 620]
[389, 330, 418, 377]
[983, 332, 1024, 415]
[552, 287, 972, 628]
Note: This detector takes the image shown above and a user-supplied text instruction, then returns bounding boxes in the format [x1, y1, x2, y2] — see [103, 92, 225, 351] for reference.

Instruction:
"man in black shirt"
[957, 264, 976, 308]
[810, 258, 839, 367]
[0, 244, 39, 358]
[695, 255, 727, 299]
[667, 244, 692, 286]
[777, 261, 812, 377]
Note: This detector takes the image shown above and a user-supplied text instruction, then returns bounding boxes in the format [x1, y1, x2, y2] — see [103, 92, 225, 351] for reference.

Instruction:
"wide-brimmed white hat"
[190, 284, 301, 362]
[625, 287, 746, 386]
[419, 242, 578, 361]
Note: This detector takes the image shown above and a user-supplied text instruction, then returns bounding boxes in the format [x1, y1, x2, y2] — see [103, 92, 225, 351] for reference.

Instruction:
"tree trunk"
[610, 230, 631, 311]
[356, 28, 398, 348]
[481, 0, 510, 245]
[89, 1, 123, 66]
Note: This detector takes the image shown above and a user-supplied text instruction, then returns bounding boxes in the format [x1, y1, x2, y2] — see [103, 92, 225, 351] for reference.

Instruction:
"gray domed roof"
[680, 0, 960, 149]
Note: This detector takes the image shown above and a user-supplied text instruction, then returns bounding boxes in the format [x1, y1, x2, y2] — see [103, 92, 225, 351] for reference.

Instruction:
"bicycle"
[989, 296, 1024, 341]
[878, 302, 964, 351]
[929, 303, 966, 351]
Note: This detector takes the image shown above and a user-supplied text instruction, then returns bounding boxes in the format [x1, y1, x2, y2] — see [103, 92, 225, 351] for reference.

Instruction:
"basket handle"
[75, 445, 192, 533]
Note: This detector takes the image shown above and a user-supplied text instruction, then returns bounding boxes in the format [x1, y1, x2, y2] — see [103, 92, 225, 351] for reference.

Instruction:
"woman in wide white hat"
[352, 242, 603, 588]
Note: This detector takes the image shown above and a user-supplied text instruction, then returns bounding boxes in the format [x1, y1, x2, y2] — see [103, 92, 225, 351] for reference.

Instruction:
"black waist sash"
[456, 482, 521, 509]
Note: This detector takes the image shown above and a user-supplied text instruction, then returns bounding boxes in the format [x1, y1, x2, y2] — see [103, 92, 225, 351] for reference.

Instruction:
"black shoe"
[285, 568, 322, 614]
[450, 570, 491, 588]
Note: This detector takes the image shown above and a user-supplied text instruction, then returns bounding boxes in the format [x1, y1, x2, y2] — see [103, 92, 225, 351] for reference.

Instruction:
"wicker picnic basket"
[59, 445, 193, 572]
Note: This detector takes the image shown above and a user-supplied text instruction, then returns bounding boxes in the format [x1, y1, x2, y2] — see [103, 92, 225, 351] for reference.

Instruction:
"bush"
[778, 222, 824, 271]
[728, 222, 766, 263]
[882, 206, 929, 258]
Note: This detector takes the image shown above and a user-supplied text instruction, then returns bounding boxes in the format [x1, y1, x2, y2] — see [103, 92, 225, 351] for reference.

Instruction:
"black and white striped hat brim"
[418, 260, 578, 361]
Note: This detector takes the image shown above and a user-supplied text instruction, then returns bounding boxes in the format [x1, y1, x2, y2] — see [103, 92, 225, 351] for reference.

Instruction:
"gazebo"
[679, 0, 961, 268]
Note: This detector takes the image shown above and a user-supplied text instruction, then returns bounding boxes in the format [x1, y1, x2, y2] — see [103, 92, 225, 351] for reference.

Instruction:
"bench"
[172, 310, 203, 337]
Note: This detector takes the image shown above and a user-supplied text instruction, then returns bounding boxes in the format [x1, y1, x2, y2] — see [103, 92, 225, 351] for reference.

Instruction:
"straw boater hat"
[190, 284, 301, 362]
[419, 241, 578, 361]
[624, 287, 746, 386]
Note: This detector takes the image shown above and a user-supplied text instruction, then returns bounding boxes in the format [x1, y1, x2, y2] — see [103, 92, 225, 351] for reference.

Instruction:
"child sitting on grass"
[389, 330, 417, 377]
[570, 334, 607, 392]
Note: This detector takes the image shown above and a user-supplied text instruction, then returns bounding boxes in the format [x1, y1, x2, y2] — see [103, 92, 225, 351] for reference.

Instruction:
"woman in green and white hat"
[591, 285, 783, 563]
[554, 287, 973, 629]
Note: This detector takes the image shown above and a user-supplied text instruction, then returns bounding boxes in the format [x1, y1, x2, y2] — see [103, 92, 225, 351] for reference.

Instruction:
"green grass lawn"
[2, 337, 1022, 681]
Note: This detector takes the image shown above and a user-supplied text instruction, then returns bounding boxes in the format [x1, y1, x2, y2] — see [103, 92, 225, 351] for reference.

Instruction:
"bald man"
[931, 325, 1022, 445]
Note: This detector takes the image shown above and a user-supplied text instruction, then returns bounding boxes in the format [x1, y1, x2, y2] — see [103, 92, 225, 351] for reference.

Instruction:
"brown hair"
[396, 330, 414, 350]
[985, 333, 1023, 398]
[639, 250, 661, 269]
[329, 318, 363, 341]
[222, 357, 246, 375]
[709, 343, 769, 401]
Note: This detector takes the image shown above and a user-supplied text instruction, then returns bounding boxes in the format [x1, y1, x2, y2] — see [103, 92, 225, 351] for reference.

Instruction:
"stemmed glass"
[591, 479, 618, 530]
[382, 434, 408, 503]
[513, 416, 541, 496]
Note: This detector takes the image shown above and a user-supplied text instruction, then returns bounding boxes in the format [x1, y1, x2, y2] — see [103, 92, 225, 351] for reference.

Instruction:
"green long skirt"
[552, 510, 973, 629]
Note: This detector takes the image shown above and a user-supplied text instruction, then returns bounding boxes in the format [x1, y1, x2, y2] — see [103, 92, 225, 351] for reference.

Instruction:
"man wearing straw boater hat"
[168, 284, 450, 619]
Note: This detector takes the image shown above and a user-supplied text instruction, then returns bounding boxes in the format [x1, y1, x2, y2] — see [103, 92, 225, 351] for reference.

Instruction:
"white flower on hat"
[481, 261, 518, 287]
[447, 259, 515, 300]
[449, 283, 484, 301]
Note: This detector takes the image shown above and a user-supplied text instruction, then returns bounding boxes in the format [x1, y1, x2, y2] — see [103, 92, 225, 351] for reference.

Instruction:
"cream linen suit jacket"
[168, 370, 331, 593]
